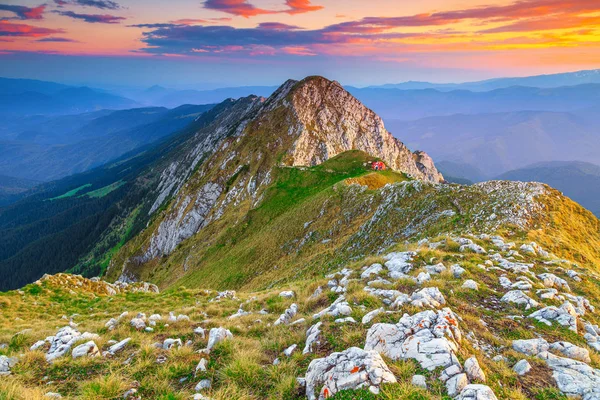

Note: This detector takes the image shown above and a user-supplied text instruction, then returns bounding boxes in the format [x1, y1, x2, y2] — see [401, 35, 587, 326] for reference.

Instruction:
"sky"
[0, 0, 600, 88]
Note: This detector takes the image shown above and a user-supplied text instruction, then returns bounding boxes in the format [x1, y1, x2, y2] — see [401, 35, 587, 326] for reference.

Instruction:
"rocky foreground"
[1, 234, 600, 399]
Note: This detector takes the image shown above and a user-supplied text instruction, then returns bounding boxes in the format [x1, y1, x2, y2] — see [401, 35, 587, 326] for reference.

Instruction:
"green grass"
[82, 180, 126, 198]
[48, 184, 92, 201]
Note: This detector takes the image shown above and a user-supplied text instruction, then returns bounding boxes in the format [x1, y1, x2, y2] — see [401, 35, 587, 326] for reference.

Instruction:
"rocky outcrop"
[286, 77, 443, 183]
[35, 274, 158, 296]
[144, 182, 222, 260]
[364, 308, 462, 371]
[304, 347, 397, 400]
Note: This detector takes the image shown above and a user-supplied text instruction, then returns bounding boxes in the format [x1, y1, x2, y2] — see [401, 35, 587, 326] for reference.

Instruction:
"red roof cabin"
[372, 161, 386, 171]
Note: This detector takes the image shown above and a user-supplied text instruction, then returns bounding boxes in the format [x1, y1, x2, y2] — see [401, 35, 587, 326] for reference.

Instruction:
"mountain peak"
[265, 75, 444, 182]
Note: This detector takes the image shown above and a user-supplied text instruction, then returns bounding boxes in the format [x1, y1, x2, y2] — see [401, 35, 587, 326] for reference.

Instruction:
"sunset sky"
[1, 0, 600, 87]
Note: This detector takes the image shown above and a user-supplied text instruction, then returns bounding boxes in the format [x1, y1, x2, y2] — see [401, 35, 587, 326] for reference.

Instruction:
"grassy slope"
[109, 151, 407, 290]
[1, 234, 599, 399]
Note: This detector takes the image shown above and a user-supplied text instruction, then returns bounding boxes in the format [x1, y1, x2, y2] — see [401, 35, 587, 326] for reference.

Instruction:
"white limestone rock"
[71, 341, 99, 359]
[361, 263, 383, 279]
[451, 264, 466, 278]
[305, 347, 397, 400]
[303, 322, 322, 354]
[313, 296, 352, 319]
[275, 303, 298, 326]
[0, 355, 17, 376]
[384, 251, 416, 279]
[538, 273, 570, 291]
[283, 344, 297, 357]
[163, 338, 183, 350]
[501, 290, 539, 310]
[107, 338, 131, 355]
[362, 308, 384, 325]
[207, 328, 232, 350]
[512, 338, 549, 356]
[416, 272, 431, 285]
[460, 243, 487, 254]
[410, 287, 446, 308]
[549, 341, 591, 363]
[455, 384, 499, 400]
[425, 263, 446, 275]
[513, 359, 532, 376]
[464, 356, 486, 382]
[462, 280, 479, 291]
[446, 373, 469, 397]
[364, 308, 462, 371]
[538, 351, 600, 398]
[529, 305, 578, 332]
[195, 379, 211, 392]
[412, 374, 427, 389]
[279, 290, 295, 299]
[46, 326, 83, 362]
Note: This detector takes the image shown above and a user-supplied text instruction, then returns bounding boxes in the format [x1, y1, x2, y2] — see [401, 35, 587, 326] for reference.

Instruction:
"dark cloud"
[0, 4, 45, 20]
[56, 10, 125, 23]
[36, 37, 79, 42]
[53, 0, 121, 10]
[0, 20, 63, 37]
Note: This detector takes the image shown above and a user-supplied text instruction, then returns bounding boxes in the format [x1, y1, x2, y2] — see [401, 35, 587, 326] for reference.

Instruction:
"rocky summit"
[1, 76, 600, 400]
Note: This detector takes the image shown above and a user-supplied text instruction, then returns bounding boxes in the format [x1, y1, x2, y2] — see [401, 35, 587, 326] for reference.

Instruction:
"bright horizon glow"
[1, 0, 600, 87]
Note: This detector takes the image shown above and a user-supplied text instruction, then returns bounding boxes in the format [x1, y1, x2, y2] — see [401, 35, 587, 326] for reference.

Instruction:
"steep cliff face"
[285, 77, 444, 182]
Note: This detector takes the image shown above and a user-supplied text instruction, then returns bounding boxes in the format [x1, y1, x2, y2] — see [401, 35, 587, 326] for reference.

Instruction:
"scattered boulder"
[538, 273, 570, 291]
[362, 308, 384, 325]
[529, 305, 578, 332]
[305, 347, 397, 400]
[411, 374, 427, 389]
[384, 251, 416, 279]
[455, 384, 499, 400]
[464, 356, 486, 382]
[501, 290, 539, 310]
[460, 243, 487, 254]
[361, 263, 383, 279]
[549, 341, 591, 363]
[365, 308, 462, 371]
[313, 296, 352, 319]
[409, 287, 446, 308]
[275, 303, 298, 326]
[513, 359, 532, 376]
[207, 328, 232, 350]
[283, 344, 297, 357]
[303, 322, 322, 354]
[451, 264, 466, 278]
[106, 338, 131, 355]
[279, 290, 295, 299]
[71, 341, 99, 359]
[512, 338, 549, 356]
[446, 373, 469, 397]
[0, 355, 17, 376]
[162, 338, 182, 350]
[538, 351, 600, 398]
[462, 280, 479, 291]
[195, 379, 211, 392]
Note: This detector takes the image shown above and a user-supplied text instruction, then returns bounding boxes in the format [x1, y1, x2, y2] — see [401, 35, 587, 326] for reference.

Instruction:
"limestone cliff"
[285, 77, 443, 183]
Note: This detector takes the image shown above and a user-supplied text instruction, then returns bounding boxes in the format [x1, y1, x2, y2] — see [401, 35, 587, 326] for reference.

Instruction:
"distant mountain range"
[349, 84, 600, 120]
[367, 69, 600, 92]
[0, 104, 214, 182]
[0, 77, 138, 115]
[388, 109, 600, 177]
